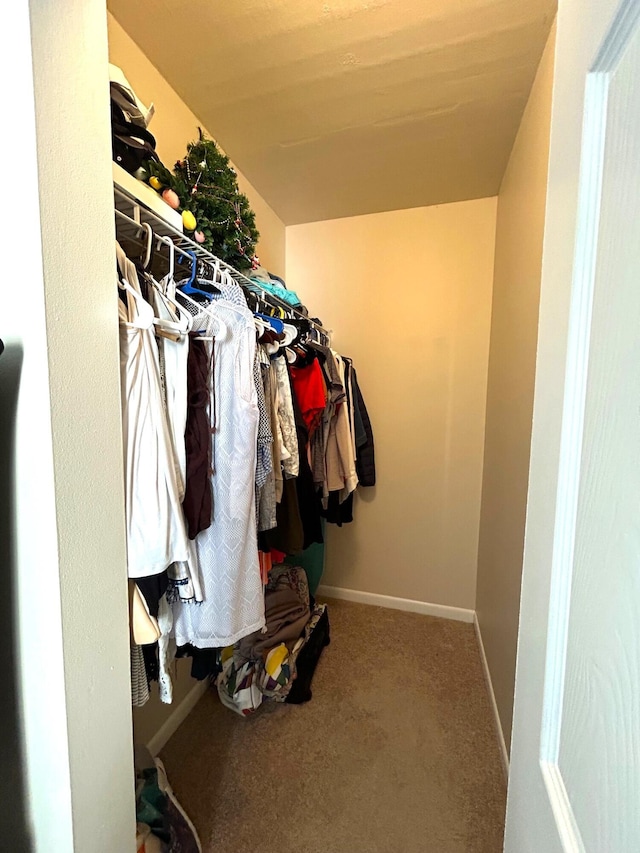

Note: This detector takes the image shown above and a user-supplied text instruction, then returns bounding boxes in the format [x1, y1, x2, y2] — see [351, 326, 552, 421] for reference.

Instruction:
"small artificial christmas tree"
[146, 129, 259, 270]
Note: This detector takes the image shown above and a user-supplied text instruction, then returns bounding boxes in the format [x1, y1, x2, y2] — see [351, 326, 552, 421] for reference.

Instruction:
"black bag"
[110, 81, 159, 174]
[286, 604, 330, 704]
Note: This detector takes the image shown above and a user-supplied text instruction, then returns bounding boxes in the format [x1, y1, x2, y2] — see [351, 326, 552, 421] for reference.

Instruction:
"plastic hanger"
[281, 323, 297, 346]
[256, 313, 284, 334]
[148, 275, 190, 337]
[195, 258, 222, 294]
[176, 250, 217, 300]
[176, 288, 228, 341]
[156, 234, 175, 290]
[141, 223, 153, 269]
[118, 277, 155, 330]
[254, 315, 271, 336]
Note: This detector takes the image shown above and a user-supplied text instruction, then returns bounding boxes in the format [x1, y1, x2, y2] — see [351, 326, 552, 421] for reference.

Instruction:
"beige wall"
[107, 12, 286, 277]
[475, 22, 557, 752]
[287, 198, 496, 609]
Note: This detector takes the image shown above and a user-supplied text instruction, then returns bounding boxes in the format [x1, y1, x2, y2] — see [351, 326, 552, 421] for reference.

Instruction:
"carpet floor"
[161, 599, 507, 853]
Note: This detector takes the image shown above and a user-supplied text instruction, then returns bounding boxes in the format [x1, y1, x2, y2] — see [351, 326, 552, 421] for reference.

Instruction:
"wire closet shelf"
[114, 184, 330, 338]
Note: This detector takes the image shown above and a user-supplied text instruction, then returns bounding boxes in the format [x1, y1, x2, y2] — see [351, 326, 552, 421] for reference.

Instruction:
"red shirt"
[290, 358, 326, 436]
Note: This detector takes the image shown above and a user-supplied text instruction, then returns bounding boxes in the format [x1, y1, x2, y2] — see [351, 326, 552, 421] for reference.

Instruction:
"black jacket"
[351, 366, 375, 488]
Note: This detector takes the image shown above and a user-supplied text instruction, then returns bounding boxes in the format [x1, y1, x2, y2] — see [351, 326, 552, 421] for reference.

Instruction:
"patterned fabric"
[217, 649, 263, 716]
[168, 539, 204, 604]
[172, 296, 266, 648]
[131, 643, 150, 707]
[216, 602, 327, 713]
[157, 593, 176, 704]
[254, 347, 273, 490]
[269, 360, 288, 499]
[258, 354, 277, 532]
[273, 355, 299, 478]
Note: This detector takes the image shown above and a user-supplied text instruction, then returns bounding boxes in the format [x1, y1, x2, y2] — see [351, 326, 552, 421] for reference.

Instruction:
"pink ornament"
[162, 189, 180, 210]
[194, 230, 206, 244]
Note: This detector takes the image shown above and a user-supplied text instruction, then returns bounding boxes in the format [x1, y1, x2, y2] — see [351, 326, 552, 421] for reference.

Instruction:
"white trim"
[316, 585, 474, 623]
[541, 760, 586, 852]
[146, 679, 210, 757]
[474, 615, 510, 780]
[539, 62, 608, 770]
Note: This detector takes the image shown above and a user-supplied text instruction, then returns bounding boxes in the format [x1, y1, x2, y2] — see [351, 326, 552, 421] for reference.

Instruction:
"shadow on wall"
[0, 343, 33, 852]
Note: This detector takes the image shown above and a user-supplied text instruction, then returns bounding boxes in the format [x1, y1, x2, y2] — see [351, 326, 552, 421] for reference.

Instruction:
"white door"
[506, 0, 640, 851]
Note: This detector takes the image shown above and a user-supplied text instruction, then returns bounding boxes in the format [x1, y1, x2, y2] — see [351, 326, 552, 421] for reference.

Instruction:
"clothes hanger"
[195, 259, 220, 292]
[117, 277, 155, 330]
[153, 235, 194, 335]
[254, 315, 271, 337]
[147, 274, 191, 338]
[176, 250, 218, 300]
[131, 230, 187, 340]
[156, 234, 176, 291]
[141, 223, 153, 269]
[175, 288, 228, 341]
[116, 239, 187, 341]
[281, 322, 297, 346]
[255, 312, 284, 334]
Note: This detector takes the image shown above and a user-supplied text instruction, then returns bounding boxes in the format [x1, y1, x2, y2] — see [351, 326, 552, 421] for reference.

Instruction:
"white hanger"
[148, 275, 191, 337]
[254, 315, 271, 336]
[282, 322, 297, 346]
[141, 223, 153, 269]
[118, 277, 155, 330]
[156, 234, 175, 289]
[176, 288, 229, 341]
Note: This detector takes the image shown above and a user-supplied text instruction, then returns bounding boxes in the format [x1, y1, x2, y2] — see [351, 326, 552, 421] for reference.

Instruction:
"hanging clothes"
[273, 354, 299, 478]
[115, 216, 374, 707]
[181, 336, 213, 539]
[150, 277, 189, 499]
[350, 363, 376, 487]
[172, 286, 265, 648]
[324, 350, 358, 503]
[116, 242, 190, 578]
[289, 354, 326, 436]
[256, 344, 277, 532]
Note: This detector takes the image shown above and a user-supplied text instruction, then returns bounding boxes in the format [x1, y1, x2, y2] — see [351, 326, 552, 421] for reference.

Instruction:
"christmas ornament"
[182, 210, 197, 231]
[162, 188, 180, 209]
[194, 230, 206, 244]
[149, 175, 162, 191]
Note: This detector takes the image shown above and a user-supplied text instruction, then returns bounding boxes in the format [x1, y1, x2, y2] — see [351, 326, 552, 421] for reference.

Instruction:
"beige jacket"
[324, 351, 359, 502]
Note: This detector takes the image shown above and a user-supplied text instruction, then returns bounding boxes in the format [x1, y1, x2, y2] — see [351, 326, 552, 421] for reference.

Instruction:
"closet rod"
[114, 185, 330, 338]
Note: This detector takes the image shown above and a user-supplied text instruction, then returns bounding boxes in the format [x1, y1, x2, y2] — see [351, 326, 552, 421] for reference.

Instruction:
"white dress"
[117, 244, 190, 578]
[173, 292, 265, 647]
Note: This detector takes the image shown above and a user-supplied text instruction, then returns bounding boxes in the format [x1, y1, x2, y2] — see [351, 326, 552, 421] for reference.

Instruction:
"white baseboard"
[473, 614, 509, 780]
[316, 584, 475, 623]
[146, 678, 210, 757]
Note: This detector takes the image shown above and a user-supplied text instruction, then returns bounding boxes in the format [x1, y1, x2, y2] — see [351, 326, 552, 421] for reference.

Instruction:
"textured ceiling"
[108, 0, 556, 225]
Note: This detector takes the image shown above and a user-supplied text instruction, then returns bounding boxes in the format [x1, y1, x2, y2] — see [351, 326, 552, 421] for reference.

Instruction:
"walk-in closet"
[4, 1, 567, 851]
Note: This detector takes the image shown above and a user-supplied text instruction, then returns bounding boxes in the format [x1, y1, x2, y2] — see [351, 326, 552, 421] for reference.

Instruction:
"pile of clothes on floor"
[136, 758, 202, 853]
[217, 565, 330, 716]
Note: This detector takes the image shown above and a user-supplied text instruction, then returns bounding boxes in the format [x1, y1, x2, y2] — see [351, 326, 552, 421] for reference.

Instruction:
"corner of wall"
[475, 20, 557, 751]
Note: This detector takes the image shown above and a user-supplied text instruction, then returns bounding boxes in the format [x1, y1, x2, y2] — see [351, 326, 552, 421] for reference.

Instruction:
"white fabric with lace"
[172, 279, 265, 648]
